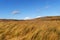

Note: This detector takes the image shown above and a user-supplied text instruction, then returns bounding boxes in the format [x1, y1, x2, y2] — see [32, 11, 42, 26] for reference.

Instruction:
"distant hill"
[0, 16, 60, 40]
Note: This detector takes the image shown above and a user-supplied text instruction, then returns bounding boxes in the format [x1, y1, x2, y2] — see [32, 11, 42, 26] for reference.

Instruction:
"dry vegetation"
[0, 16, 60, 40]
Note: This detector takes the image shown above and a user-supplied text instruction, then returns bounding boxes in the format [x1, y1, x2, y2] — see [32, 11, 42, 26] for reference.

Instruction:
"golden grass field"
[0, 16, 60, 40]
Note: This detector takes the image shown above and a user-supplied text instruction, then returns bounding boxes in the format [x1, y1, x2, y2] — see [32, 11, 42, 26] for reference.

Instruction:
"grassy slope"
[0, 16, 60, 40]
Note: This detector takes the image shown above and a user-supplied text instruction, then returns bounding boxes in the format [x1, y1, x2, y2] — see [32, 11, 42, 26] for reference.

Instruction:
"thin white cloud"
[12, 10, 20, 14]
[36, 16, 41, 18]
[24, 16, 42, 20]
[24, 17, 31, 20]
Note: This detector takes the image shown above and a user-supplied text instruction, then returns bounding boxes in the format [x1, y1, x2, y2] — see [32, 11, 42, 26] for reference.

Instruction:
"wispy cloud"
[12, 10, 20, 14]
[24, 17, 31, 20]
[24, 16, 42, 20]
[36, 16, 41, 18]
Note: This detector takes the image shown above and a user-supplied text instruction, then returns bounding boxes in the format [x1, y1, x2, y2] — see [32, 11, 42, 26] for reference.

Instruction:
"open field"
[0, 16, 60, 40]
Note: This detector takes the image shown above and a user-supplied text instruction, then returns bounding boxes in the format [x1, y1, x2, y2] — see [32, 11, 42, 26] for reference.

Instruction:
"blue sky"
[0, 0, 60, 19]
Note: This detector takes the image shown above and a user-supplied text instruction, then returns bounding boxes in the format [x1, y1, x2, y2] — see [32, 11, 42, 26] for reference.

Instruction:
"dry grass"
[0, 16, 60, 40]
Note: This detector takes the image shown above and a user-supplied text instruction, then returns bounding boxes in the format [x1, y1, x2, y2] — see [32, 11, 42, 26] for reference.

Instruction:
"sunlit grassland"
[0, 17, 60, 40]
